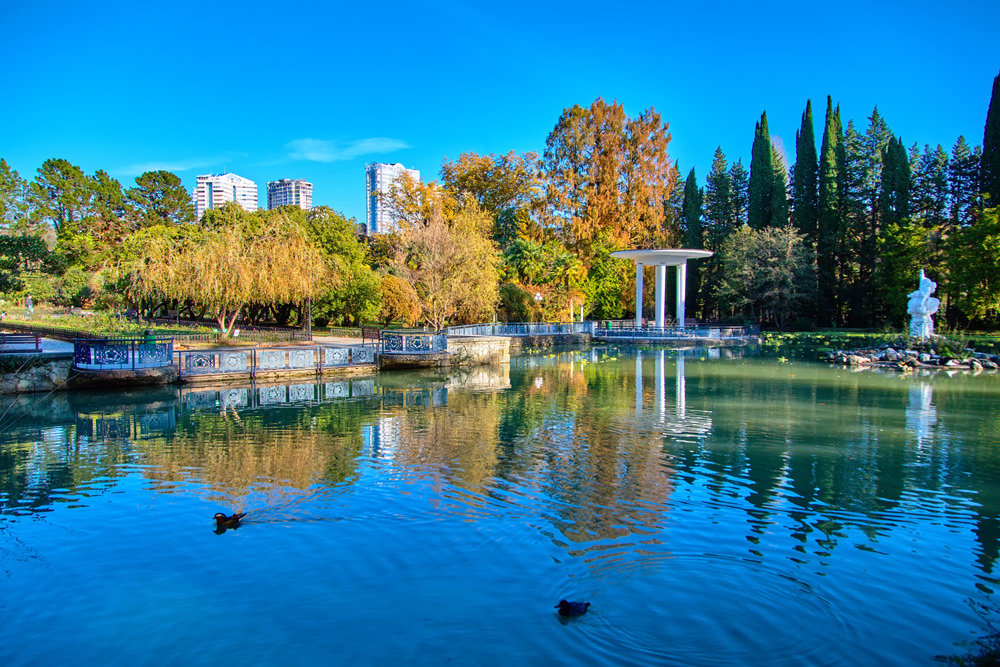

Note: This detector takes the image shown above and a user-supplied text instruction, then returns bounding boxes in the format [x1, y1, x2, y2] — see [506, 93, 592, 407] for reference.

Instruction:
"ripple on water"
[556, 550, 857, 667]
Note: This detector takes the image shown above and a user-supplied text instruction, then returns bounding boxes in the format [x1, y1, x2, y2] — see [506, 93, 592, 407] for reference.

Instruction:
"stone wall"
[446, 336, 510, 366]
[1, 358, 73, 394]
[508, 333, 591, 353]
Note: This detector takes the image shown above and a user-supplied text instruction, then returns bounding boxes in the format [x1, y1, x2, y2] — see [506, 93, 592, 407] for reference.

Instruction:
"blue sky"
[2, 0, 997, 224]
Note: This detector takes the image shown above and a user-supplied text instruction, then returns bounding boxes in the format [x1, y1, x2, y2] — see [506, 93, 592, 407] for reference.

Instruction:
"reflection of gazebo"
[611, 249, 713, 328]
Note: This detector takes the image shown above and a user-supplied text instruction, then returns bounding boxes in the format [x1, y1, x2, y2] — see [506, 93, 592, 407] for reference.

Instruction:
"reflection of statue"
[907, 270, 940, 340]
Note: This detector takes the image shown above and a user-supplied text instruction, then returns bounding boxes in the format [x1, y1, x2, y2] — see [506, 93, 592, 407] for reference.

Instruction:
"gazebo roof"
[610, 248, 713, 265]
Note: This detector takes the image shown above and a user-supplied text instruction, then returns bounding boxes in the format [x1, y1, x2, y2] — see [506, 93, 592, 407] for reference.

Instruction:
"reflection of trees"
[138, 402, 368, 506]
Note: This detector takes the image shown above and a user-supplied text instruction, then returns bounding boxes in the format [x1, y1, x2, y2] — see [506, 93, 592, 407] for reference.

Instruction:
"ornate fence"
[445, 322, 596, 336]
[381, 331, 448, 353]
[73, 337, 174, 371]
[595, 325, 761, 339]
[177, 344, 376, 379]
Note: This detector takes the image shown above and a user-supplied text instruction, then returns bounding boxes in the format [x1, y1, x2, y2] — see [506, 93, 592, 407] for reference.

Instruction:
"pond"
[2, 346, 999, 665]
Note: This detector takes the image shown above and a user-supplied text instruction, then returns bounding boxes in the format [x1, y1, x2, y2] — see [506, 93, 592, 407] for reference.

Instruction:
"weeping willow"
[131, 214, 327, 335]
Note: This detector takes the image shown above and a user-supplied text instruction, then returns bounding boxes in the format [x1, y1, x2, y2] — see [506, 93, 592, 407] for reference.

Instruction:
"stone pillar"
[655, 264, 666, 328]
[635, 263, 644, 328]
[675, 262, 688, 327]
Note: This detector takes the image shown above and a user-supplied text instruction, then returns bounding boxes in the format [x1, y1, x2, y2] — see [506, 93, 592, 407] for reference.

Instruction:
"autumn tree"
[542, 98, 676, 256]
[391, 199, 499, 330]
[440, 151, 544, 249]
[379, 274, 421, 327]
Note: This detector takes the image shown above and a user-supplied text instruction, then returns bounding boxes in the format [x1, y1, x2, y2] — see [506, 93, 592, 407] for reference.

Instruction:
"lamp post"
[534, 292, 542, 323]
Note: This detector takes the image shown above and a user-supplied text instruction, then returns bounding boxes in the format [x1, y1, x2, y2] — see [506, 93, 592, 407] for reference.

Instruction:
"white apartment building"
[193, 173, 258, 220]
[365, 162, 420, 234]
[267, 178, 313, 210]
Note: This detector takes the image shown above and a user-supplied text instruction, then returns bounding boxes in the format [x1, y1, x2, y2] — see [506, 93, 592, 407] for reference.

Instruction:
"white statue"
[907, 270, 940, 340]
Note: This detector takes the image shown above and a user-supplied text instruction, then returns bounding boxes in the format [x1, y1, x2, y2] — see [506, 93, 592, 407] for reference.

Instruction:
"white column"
[676, 354, 686, 419]
[655, 264, 666, 328]
[656, 349, 666, 421]
[635, 350, 643, 414]
[635, 263, 644, 328]
[675, 262, 687, 327]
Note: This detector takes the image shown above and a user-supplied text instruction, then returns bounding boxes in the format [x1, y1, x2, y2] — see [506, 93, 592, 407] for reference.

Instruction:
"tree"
[951, 136, 982, 228]
[392, 200, 499, 330]
[748, 112, 774, 229]
[130, 203, 327, 336]
[31, 158, 92, 235]
[817, 97, 843, 324]
[770, 144, 790, 227]
[729, 158, 750, 226]
[379, 274, 421, 326]
[0, 159, 38, 231]
[440, 151, 543, 250]
[792, 100, 819, 244]
[0, 234, 48, 292]
[880, 137, 911, 227]
[716, 224, 815, 328]
[126, 170, 196, 227]
[951, 206, 1000, 321]
[681, 168, 705, 318]
[982, 70, 1000, 205]
[542, 98, 676, 255]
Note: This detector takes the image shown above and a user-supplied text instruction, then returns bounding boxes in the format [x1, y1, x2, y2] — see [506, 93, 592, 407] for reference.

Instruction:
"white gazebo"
[611, 249, 713, 328]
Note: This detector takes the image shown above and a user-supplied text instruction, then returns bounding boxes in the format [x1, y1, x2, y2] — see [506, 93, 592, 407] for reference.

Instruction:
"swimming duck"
[555, 599, 590, 617]
[214, 512, 246, 530]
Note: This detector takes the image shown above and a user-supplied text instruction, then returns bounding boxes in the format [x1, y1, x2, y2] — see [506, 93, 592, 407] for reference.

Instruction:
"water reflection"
[3, 350, 1000, 662]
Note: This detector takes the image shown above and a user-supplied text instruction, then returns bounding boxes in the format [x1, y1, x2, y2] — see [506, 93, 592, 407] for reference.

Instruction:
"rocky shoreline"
[825, 340, 1000, 373]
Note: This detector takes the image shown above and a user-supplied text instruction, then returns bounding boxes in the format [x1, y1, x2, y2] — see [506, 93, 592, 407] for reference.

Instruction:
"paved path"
[0, 337, 74, 355]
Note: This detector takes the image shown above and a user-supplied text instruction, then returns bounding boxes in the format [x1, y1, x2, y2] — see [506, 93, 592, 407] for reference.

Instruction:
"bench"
[361, 325, 382, 349]
[0, 333, 42, 351]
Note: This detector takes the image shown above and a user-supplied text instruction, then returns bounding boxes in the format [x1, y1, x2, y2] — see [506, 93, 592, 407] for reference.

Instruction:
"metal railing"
[446, 321, 596, 336]
[177, 344, 377, 378]
[596, 325, 761, 339]
[382, 331, 448, 353]
[73, 337, 175, 370]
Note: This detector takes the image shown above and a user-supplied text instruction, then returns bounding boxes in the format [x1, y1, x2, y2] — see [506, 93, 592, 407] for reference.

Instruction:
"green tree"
[31, 158, 92, 235]
[126, 170, 196, 227]
[879, 137, 911, 229]
[982, 70, 1000, 205]
[770, 144, 790, 227]
[729, 158, 750, 226]
[950, 136, 982, 228]
[792, 100, 819, 244]
[951, 206, 1000, 322]
[817, 97, 843, 324]
[681, 168, 705, 318]
[0, 159, 38, 231]
[717, 224, 815, 328]
[748, 112, 775, 229]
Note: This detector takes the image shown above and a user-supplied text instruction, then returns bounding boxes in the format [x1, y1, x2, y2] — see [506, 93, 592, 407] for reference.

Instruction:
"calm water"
[2, 346, 1000, 665]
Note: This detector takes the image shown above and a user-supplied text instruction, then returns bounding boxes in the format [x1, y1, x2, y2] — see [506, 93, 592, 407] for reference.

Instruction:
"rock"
[970, 359, 984, 371]
[919, 353, 931, 363]
[984, 360, 999, 370]
[884, 349, 899, 361]
[847, 355, 870, 366]
[903, 357, 919, 367]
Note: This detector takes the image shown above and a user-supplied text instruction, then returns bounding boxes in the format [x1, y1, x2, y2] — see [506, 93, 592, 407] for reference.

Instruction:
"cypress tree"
[682, 168, 705, 318]
[879, 137, 911, 229]
[792, 100, 819, 244]
[704, 147, 734, 247]
[982, 70, 1000, 205]
[748, 112, 774, 229]
[817, 97, 842, 325]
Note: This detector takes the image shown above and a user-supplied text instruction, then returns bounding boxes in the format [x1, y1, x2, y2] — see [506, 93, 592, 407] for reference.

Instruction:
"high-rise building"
[267, 178, 313, 210]
[365, 162, 420, 234]
[193, 173, 258, 220]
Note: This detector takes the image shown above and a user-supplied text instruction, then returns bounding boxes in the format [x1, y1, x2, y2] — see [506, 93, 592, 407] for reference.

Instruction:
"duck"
[214, 512, 247, 530]
[555, 599, 590, 617]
